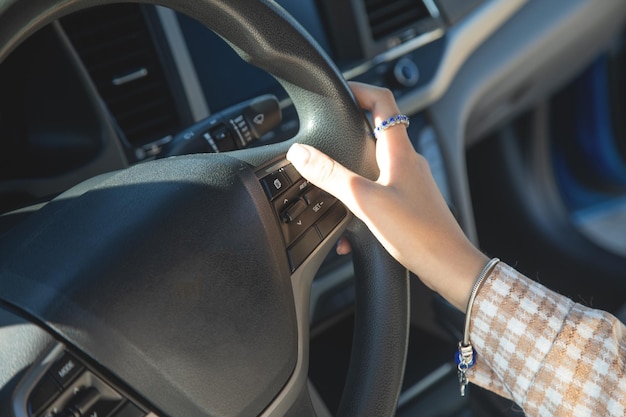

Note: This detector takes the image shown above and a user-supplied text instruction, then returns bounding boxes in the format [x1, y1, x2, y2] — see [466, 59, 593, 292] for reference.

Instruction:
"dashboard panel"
[0, 0, 519, 217]
[0, 0, 518, 212]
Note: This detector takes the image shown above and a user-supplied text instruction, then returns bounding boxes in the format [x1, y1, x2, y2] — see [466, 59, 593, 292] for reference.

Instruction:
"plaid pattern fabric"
[468, 262, 626, 416]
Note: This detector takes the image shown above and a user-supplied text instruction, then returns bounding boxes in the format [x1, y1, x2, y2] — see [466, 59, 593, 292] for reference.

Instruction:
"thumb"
[286, 143, 368, 215]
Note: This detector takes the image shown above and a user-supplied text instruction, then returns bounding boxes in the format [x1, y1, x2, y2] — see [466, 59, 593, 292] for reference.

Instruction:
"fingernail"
[286, 143, 310, 166]
[336, 238, 349, 255]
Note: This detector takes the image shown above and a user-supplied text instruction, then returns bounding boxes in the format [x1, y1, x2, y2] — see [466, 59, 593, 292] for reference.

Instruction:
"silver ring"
[373, 115, 410, 138]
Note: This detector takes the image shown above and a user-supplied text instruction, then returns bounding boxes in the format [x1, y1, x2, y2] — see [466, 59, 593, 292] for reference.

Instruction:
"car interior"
[1, 1, 626, 416]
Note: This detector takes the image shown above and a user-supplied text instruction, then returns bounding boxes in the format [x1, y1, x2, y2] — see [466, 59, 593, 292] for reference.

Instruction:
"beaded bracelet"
[456, 257, 500, 396]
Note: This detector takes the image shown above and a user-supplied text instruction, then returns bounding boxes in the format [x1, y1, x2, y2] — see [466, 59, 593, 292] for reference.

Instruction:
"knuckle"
[378, 87, 395, 102]
[316, 157, 338, 183]
[414, 153, 433, 174]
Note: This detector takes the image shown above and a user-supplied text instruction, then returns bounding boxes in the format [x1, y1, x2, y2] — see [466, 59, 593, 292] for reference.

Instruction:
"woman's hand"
[286, 82, 488, 310]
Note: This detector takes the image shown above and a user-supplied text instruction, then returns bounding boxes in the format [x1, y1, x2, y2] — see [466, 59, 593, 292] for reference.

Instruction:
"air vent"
[61, 4, 182, 147]
[364, 0, 431, 40]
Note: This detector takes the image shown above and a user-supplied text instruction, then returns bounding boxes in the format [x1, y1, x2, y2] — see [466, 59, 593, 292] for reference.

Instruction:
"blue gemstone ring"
[373, 114, 410, 138]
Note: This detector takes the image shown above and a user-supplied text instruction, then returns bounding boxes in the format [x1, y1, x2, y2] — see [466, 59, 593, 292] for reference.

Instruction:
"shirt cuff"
[467, 262, 575, 404]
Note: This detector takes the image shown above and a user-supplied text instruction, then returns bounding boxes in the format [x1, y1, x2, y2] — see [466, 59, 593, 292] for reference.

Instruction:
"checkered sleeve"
[468, 262, 626, 416]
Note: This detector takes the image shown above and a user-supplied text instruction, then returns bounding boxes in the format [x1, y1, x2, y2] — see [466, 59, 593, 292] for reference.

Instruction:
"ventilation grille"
[364, 0, 431, 40]
[61, 4, 181, 147]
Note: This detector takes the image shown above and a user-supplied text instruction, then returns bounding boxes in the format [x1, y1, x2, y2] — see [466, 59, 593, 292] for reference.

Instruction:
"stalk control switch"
[160, 94, 281, 157]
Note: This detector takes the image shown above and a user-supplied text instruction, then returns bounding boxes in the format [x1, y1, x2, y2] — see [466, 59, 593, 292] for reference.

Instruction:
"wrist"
[428, 247, 490, 311]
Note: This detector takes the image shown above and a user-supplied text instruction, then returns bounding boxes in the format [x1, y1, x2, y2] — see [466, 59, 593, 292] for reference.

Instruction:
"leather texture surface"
[338, 220, 410, 417]
[0, 155, 298, 417]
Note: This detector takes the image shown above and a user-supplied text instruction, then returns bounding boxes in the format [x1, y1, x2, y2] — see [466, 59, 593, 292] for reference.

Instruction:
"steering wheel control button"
[78, 387, 101, 412]
[273, 182, 308, 220]
[287, 227, 322, 272]
[301, 190, 316, 205]
[261, 170, 291, 200]
[281, 164, 302, 183]
[110, 402, 146, 417]
[316, 203, 348, 238]
[58, 371, 124, 417]
[83, 397, 124, 417]
[49, 352, 84, 388]
[303, 189, 336, 220]
[28, 374, 61, 416]
[282, 191, 335, 245]
[281, 198, 308, 223]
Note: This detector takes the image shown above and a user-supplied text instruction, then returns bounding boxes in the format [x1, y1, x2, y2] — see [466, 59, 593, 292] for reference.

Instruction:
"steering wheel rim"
[0, 1, 410, 416]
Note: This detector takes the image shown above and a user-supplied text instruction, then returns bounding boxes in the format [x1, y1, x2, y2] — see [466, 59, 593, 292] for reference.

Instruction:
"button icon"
[57, 359, 76, 379]
[253, 113, 265, 125]
[273, 179, 282, 190]
[49, 352, 84, 387]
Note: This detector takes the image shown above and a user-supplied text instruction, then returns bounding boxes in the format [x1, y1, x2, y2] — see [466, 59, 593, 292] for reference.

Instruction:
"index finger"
[348, 82, 401, 125]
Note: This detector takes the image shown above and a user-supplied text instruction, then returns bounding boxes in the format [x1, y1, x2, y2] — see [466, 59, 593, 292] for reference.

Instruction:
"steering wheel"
[0, 1, 410, 416]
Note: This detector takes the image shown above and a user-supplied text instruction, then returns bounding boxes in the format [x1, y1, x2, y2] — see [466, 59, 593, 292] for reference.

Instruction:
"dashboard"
[0, 0, 519, 216]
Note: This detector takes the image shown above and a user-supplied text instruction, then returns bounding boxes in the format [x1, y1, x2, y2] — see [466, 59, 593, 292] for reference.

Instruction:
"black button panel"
[26, 347, 149, 417]
[29, 375, 60, 416]
[48, 352, 84, 388]
[287, 227, 322, 271]
[273, 179, 308, 215]
[113, 402, 146, 417]
[316, 203, 348, 238]
[259, 160, 348, 271]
